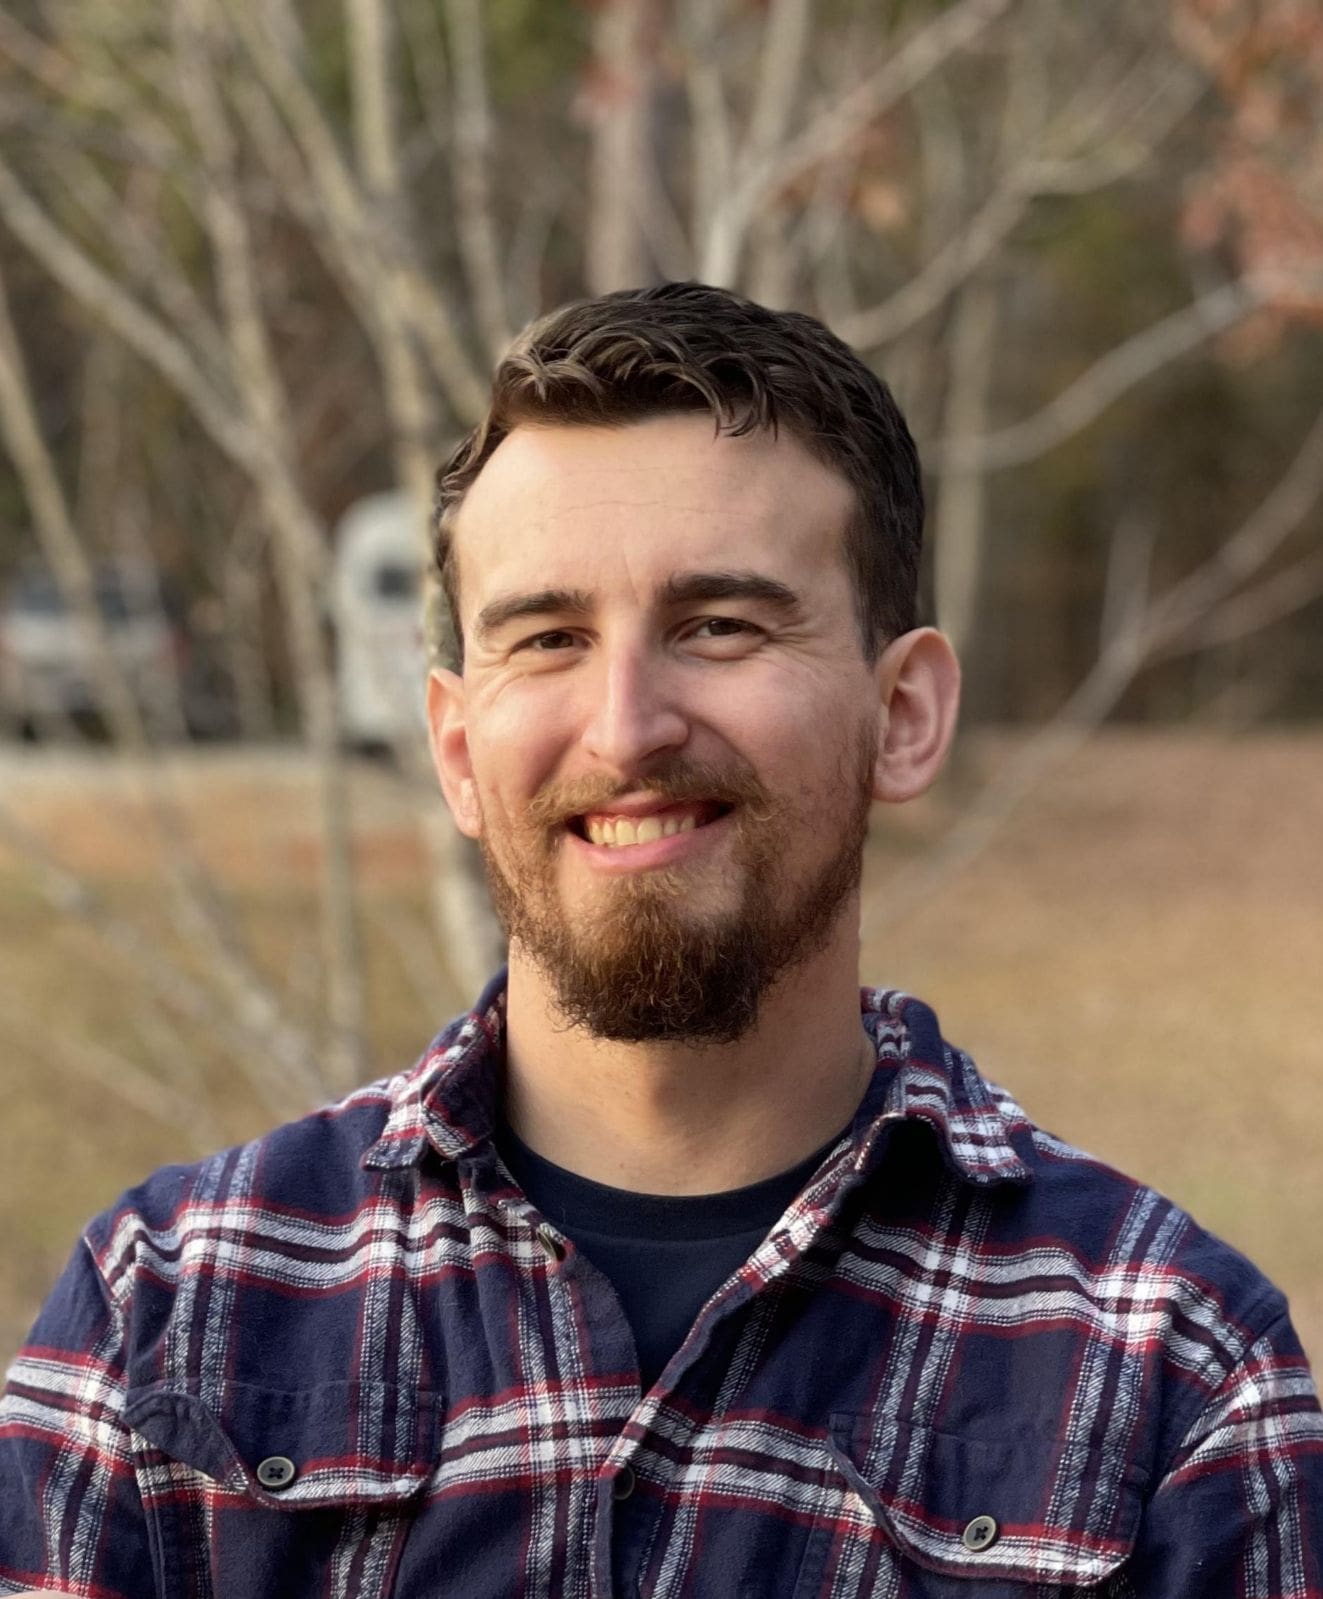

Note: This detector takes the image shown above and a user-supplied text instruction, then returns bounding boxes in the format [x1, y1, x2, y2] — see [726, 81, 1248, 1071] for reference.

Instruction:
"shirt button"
[255, 1455, 297, 1490]
[961, 1514, 998, 1552]
[536, 1223, 566, 1263]
[612, 1464, 636, 1501]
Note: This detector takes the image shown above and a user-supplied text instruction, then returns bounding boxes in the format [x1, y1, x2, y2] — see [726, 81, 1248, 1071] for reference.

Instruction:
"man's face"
[432, 413, 885, 1043]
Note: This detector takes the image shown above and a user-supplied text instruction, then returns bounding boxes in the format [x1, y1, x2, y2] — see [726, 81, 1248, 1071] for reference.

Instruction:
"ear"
[426, 668, 483, 838]
[871, 628, 961, 804]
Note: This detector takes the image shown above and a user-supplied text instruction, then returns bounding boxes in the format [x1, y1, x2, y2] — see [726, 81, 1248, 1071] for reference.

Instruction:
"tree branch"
[443, 0, 512, 360]
[700, 0, 1015, 283]
[742, 0, 812, 173]
[175, 0, 368, 1087]
[0, 9, 180, 164]
[0, 793, 323, 1117]
[742, 0, 812, 305]
[935, 275, 1270, 473]
[842, 46, 1203, 353]
[37, 148, 232, 384]
[838, 178, 1028, 350]
[867, 405, 1323, 924]
[0, 1003, 218, 1152]
[1153, 548, 1323, 660]
[0, 152, 260, 468]
[0, 241, 343, 1105]
[1144, 407, 1323, 653]
[0, 266, 148, 751]
[223, 0, 486, 420]
[586, 0, 659, 293]
[679, 0, 734, 261]
[345, 0, 402, 198]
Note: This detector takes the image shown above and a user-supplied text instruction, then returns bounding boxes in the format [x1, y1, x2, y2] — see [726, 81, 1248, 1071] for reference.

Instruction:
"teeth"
[583, 809, 711, 847]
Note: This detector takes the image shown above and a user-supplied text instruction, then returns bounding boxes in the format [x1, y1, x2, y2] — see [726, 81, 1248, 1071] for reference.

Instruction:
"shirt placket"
[485, 1184, 645, 1599]
[600, 1167, 869, 1599]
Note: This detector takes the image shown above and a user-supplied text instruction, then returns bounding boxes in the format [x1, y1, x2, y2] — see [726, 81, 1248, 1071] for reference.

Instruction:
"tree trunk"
[586, 0, 659, 293]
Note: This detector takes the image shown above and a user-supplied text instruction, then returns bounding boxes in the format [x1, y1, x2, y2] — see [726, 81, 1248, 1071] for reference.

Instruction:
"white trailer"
[331, 491, 430, 749]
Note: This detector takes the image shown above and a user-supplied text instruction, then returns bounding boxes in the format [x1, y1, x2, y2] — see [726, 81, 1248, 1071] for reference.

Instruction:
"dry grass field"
[1, 729, 1320, 1370]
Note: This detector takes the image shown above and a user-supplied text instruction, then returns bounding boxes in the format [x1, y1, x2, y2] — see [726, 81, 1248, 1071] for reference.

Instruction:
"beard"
[477, 730, 876, 1045]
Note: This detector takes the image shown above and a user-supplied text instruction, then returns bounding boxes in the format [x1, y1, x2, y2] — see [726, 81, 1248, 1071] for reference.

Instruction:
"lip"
[564, 809, 734, 873]
[578, 794, 709, 821]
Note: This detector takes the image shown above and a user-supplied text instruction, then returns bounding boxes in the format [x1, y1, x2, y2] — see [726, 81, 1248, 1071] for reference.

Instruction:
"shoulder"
[1016, 1104, 1284, 1324]
[82, 1069, 410, 1320]
[889, 987, 1290, 1348]
[881, 989, 1298, 1422]
[981, 1082, 1297, 1431]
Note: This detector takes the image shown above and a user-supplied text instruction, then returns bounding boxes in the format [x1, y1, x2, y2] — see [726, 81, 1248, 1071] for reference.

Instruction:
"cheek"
[467, 688, 571, 810]
[723, 687, 846, 778]
[734, 698, 873, 822]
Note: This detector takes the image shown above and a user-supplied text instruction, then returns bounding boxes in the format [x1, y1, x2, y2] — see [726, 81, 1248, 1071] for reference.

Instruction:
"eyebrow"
[474, 570, 804, 643]
[473, 587, 594, 641]
[657, 570, 803, 612]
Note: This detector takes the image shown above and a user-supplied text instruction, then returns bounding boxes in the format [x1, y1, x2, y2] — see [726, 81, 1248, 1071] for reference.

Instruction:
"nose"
[579, 639, 689, 774]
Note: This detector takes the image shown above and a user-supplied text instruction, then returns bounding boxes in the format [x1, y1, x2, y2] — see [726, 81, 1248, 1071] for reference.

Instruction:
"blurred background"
[1, 0, 1321, 1365]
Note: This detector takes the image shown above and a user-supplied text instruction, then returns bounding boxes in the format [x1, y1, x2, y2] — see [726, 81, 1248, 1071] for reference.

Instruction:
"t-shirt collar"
[363, 970, 1032, 1189]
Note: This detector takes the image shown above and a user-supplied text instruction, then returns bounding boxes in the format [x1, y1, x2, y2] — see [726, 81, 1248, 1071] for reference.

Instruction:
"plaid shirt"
[2, 978, 1320, 1598]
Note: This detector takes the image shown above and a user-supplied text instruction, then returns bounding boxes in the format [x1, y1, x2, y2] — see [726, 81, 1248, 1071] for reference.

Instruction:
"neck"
[502, 908, 874, 1195]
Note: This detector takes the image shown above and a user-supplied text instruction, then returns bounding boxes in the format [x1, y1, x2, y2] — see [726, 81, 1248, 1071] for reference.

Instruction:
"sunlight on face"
[445, 415, 883, 1040]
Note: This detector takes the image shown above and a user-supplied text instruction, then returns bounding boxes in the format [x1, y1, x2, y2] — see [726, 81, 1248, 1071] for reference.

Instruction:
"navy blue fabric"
[495, 1122, 844, 1391]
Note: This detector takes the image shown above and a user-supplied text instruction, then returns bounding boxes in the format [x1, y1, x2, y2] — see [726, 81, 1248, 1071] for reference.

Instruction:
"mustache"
[526, 756, 776, 831]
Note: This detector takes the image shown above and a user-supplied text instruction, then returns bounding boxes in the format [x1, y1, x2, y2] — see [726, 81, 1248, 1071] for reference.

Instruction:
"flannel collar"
[362, 972, 1032, 1189]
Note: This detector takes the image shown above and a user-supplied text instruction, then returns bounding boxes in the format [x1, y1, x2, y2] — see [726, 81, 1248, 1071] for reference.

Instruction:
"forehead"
[449, 414, 856, 613]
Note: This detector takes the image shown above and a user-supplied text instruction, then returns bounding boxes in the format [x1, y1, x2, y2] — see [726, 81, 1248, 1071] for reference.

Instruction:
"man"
[1, 282, 1318, 1597]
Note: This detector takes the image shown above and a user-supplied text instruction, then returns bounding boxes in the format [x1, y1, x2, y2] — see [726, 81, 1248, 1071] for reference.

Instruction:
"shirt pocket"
[804, 1414, 1146, 1597]
[124, 1379, 442, 1599]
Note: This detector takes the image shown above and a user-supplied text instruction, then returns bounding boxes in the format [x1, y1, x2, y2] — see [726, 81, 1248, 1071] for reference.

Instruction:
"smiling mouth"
[567, 801, 731, 849]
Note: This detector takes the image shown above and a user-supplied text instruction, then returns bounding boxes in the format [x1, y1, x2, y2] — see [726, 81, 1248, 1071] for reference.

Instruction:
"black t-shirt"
[495, 1122, 844, 1391]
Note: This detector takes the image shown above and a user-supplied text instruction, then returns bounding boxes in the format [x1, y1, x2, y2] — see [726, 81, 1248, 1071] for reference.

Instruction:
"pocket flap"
[124, 1380, 442, 1509]
[826, 1415, 1145, 1588]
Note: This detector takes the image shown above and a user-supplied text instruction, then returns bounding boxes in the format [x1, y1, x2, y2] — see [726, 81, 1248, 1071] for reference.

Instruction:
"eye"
[515, 629, 578, 652]
[688, 616, 758, 640]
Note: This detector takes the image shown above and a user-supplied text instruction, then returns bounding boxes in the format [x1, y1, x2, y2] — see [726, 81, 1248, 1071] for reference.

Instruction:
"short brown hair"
[433, 281, 923, 667]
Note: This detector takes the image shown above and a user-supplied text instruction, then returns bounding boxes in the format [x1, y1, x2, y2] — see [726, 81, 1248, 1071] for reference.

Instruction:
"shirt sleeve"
[1128, 1309, 1323, 1597]
[0, 1237, 154, 1598]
